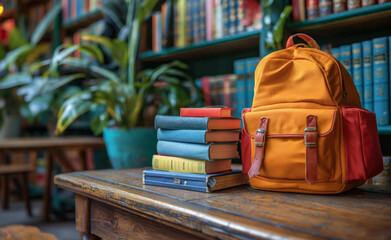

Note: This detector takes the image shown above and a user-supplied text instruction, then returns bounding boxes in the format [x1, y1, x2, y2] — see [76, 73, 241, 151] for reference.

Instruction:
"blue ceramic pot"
[103, 127, 157, 169]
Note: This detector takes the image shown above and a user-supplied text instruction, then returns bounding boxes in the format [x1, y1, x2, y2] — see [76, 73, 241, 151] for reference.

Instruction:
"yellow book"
[152, 155, 231, 174]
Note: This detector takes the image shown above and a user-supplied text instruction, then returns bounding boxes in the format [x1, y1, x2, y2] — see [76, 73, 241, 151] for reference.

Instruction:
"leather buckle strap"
[305, 115, 318, 185]
[248, 117, 269, 178]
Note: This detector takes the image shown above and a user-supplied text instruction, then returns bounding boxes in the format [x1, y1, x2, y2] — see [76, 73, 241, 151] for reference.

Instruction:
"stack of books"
[143, 107, 248, 193]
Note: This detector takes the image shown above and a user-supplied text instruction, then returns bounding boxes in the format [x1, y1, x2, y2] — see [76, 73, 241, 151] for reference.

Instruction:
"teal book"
[154, 115, 241, 130]
[352, 43, 363, 103]
[222, 0, 229, 36]
[245, 57, 259, 107]
[340, 45, 352, 77]
[228, 0, 236, 35]
[234, 59, 248, 116]
[363, 40, 373, 111]
[157, 140, 239, 160]
[199, 0, 206, 42]
[143, 169, 248, 192]
[331, 47, 341, 61]
[157, 129, 240, 144]
[372, 37, 389, 126]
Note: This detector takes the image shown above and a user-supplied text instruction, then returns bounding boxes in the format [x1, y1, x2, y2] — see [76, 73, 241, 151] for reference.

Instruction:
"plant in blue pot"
[44, 0, 202, 168]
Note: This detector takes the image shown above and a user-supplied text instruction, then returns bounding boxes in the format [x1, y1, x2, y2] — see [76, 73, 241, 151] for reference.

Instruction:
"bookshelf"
[62, 8, 103, 34]
[140, 30, 261, 62]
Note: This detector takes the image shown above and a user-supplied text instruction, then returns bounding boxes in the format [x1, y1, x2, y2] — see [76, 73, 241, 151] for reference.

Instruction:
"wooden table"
[55, 168, 391, 240]
[0, 137, 105, 221]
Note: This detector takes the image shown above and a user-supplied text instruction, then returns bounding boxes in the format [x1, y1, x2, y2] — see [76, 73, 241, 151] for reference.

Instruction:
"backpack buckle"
[304, 127, 317, 147]
[255, 128, 266, 147]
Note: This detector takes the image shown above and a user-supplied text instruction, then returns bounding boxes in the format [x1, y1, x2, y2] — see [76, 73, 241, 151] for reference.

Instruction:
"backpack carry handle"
[286, 33, 319, 49]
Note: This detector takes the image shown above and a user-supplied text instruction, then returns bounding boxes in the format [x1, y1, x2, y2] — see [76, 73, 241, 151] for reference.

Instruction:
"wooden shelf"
[140, 30, 261, 62]
[287, 3, 391, 39]
[62, 9, 103, 33]
[378, 126, 391, 135]
[0, 8, 16, 22]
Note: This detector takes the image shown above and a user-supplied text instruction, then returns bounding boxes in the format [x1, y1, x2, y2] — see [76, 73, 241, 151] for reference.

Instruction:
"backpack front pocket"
[243, 107, 342, 182]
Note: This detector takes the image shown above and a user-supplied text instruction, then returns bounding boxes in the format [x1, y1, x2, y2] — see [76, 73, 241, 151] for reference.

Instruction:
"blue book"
[228, 75, 238, 117]
[157, 140, 239, 160]
[352, 43, 363, 103]
[362, 40, 373, 111]
[331, 47, 341, 61]
[199, 0, 206, 42]
[340, 45, 352, 77]
[143, 169, 247, 192]
[222, 0, 229, 37]
[233, 59, 247, 116]
[157, 129, 240, 144]
[372, 37, 389, 126]
[245, 57, 259, 107]
[154, 115, 241, 130]
[228, 0, 236, 35]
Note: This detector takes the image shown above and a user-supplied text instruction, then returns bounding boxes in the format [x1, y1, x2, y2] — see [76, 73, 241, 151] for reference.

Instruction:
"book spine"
[292, 0, 300, 21]
[306, 0, 319, 20]
[236, 0, 244, 32]
[186, 0, 193, 44]
[331, 47, 341, 61]
[206, 0, 214, 41]
[158, 129, 207, 144]
[298, 0, 306, 21]
[222, 0, 229, 37]
[214, 0, 223, 39]
[234, 59, 248, 115]
[347, 0, 361, 10]
[223, 75, 231, 107]
[201, 77, 212, 106]
[157, 141, 211, 160]
[363, 40, 373, 111]
[152, 155, 208, 174]
[333, 0, 347, 13]
[154, 116, 209, 130]
[361, 0, 376, 7]
[229, 75, 238, 117]
[180, 108, 223, 118]
[340, 45, 353, 77]
[192, 0, 199, 43]
[372, 37, 389, 126]
[319, 0, 332, 17]
[199, 0, 206, 42]
[178, 0, 186, 47]
[174, 2, 179, 46]
[217, 76, 225, 105]
[62, 0, 68, 21]
[352, 42, 363, 103]
[152, 13, 158, 52]
[246, 58, 259, 107]
[161, 3, 167, 48]
[228, 0, 236, 35]
[209, 76, 219, 105]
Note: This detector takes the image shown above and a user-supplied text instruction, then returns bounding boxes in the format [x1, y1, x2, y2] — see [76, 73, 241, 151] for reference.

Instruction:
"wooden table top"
[0, 136, 105, 150]
[55, 168, 391, 240]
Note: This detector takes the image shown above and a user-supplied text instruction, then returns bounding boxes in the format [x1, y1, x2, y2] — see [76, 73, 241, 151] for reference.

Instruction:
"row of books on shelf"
[151, 0, 262, 52]
[61, 0, 101, 22]
[292, 0, 390, 21]
[196, 57, 259, 118]
[329, 36, 391, 126]
[143, 108, 248, 193]
[27, 1, 54, 36]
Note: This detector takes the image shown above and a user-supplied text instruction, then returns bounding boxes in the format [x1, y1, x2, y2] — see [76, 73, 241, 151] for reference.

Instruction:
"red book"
[180, 108, 233, 118]
[291, 0, 300, 21]
[306, 0, 319, 20]
[201, 77, 212, 106]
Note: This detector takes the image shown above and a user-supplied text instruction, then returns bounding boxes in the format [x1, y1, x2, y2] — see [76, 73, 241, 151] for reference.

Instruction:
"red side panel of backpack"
[241, 108, 252, 174]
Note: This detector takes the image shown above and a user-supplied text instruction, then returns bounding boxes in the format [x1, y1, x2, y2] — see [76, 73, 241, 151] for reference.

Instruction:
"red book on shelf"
[291, 0, 300, 21]
[180, 108, 233, 118]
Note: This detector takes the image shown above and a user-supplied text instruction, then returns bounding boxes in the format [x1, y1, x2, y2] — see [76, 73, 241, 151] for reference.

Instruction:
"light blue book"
[331, 47, 341, 61]
[362, 40, 373, 111]
[157, 129, 240, 144]
[143, 169, 246, 192]
[372, 37, 389, 126]
[352, 43, 363, 103]
[157, 140, 239, 160]
[245, 57, 259, 107]
[340, 45, 352, 77]
[233, 59, 247, 117]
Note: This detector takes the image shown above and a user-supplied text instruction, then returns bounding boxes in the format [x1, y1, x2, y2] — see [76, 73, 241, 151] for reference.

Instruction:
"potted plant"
[0, 4, 62, 137]
[47, 0, 202, 168]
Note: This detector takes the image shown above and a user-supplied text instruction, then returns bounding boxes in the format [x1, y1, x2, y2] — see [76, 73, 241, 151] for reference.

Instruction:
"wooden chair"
[0, 152, 37, 217]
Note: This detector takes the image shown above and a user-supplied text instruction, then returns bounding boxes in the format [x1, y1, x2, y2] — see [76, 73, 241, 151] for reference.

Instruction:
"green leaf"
[82, 35, 114, 49]
[22, 93, 54, 120]
[0, 73, 32, 89]
[273, 5, 293, 50]
[77, 45, 104, 63]
[26, 42, 51, 64]
[90, 65, 121, 83]
[0, 44, 34, 71]
[29, 59, 51, 74]
[31, 2, 62, 45]
[91, 112, 108, 135]
[112, 39, 128, 67]
[0, 43, 5, 60]
[9, 28, 28, 50]
[56, 92, 94, 134]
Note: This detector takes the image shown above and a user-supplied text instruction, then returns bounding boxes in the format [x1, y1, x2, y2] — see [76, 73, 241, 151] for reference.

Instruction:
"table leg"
[42, 152, 54, 221]
[21, 173, 32, 217]
[76, 195, 99, 240]
[52, 149, 76, 172]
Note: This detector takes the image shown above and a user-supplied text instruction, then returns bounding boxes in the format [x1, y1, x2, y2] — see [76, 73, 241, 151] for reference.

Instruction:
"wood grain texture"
[90, 200, 204, 240]
[55, 168, 391, 240]
[76, 195, 91, 234]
